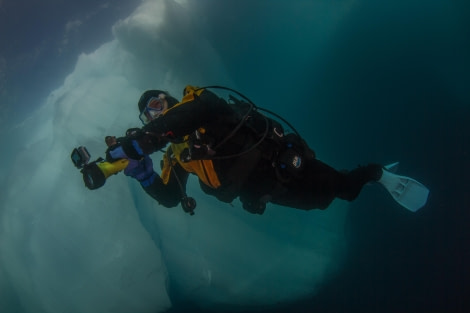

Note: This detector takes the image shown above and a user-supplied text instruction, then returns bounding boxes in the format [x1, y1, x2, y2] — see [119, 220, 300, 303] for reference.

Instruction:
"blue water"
[168, 1, 470, 312]
[1, 1, 469, 312]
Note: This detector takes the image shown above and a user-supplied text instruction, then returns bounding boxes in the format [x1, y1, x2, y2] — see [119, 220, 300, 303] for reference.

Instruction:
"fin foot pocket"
[378, 166, 429, 212]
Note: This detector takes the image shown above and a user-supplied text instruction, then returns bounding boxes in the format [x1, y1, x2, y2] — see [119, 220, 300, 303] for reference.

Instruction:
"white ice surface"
[0, 1, 350, 312]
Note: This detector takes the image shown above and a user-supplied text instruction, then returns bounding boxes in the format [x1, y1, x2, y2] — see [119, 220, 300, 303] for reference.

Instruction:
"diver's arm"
[143, 89, 230, 138]
[142, 162, 190, 208]
[116, 129, 170, 159]
[117, 89, 228, 158]
[141, 175, 183, 208]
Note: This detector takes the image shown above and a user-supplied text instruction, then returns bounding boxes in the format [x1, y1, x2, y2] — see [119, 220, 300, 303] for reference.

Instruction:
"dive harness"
[178, 86, 315, 181]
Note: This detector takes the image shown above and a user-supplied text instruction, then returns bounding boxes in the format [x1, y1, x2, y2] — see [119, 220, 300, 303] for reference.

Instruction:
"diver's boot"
[367, 163, 384, 182]
[349, 163, 383, 185]
[337, 163, 383, 201]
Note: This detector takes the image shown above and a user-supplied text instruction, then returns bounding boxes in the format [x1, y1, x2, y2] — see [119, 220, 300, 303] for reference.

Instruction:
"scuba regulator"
[71, 146, 129, 190]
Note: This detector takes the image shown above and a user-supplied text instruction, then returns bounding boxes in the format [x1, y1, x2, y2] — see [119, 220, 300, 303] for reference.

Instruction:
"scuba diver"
[75, 85, 429, 215]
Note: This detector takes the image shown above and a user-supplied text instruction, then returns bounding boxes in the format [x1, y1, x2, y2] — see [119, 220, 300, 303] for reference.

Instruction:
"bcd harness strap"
[161, 143, 221, 189]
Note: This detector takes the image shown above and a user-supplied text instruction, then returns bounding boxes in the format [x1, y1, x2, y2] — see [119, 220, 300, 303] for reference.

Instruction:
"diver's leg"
[335, 163, 383, 201]
[270, 160, 382, 210]
[143, 163, 189, 208]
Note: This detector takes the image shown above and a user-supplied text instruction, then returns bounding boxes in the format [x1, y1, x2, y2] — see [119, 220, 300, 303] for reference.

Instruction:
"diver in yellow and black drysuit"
[100, 85, 384, 215]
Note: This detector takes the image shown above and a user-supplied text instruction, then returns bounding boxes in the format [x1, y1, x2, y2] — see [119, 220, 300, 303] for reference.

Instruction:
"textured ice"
[0, 1, 350, 312]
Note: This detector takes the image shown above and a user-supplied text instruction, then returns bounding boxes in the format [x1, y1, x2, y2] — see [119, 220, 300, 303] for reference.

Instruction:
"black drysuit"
[122, 87, 382, 214]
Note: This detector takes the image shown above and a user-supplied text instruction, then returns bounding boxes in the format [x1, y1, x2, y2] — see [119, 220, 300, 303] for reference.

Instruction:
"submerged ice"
[0, 1, 352, 312]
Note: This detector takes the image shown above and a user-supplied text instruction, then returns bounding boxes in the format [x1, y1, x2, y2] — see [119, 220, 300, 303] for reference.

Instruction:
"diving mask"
[139, 94, 167, 124]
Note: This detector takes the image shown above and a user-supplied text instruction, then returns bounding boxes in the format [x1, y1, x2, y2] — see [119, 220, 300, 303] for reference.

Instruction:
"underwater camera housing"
[71, 146, 106, 190]
[70, 145, 197, 213]
[71, 146, 91, 169]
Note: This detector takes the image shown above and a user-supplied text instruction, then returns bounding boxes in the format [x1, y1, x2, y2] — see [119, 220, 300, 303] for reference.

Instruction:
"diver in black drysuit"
[108, 85, 383, 215]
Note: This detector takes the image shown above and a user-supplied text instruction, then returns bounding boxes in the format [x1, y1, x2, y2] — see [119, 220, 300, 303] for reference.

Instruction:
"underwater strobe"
[71, 146, 129, 190]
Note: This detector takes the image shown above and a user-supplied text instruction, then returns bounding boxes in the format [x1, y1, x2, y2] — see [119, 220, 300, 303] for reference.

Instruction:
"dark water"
[167, 1, 470, 312]
[1, 1, 469, 312]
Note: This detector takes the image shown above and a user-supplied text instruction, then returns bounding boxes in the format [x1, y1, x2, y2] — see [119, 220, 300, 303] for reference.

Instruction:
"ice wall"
[0, 1, 351, 312]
